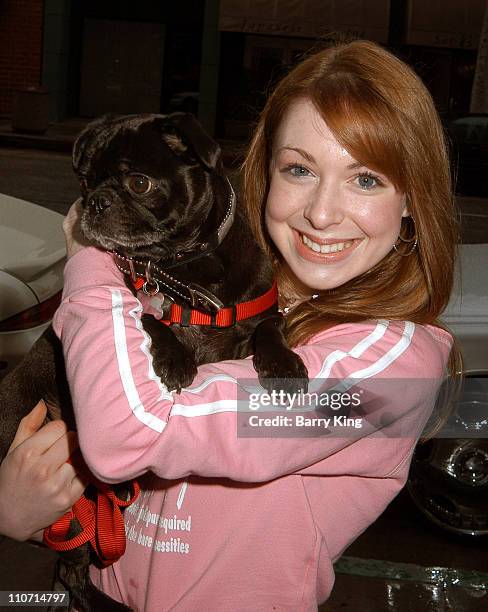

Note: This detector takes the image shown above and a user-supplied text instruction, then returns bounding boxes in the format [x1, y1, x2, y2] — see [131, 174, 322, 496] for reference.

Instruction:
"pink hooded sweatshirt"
[52, 247, 453, 611]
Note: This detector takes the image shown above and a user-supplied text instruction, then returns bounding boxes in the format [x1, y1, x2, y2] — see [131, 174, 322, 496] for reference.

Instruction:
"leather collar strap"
[165, 177, 236, 270]
[110, 178, 237, 312]
[43, 449, 140, 567]
[152, 177, 237, 271]
[113, 251, 226, 312]
[132, 277, 278, 327]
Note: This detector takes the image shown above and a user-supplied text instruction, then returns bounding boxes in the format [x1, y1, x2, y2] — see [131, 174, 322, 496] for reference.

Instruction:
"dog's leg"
[0, 326, 72, 460]
[84, 578, 133, 611]
[141, 314, 198, 392]
[49, 541, 91, 612]
[252, 315, 309, 394]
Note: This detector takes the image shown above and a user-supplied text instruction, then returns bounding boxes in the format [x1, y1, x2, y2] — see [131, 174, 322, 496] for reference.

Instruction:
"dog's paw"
[153, 350, 198, 393]
[253, 348, 309, 395]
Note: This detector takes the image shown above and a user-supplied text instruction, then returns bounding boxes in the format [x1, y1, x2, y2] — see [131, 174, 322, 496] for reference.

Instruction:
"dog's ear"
[164, 113, 223, 173]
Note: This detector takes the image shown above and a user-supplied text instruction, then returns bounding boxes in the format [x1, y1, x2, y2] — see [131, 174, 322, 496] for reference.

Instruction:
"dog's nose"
[88, 194, 111, 214]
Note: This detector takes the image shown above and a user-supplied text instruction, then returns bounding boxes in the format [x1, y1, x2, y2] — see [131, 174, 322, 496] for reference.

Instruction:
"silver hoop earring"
[393, 216, 418, 257]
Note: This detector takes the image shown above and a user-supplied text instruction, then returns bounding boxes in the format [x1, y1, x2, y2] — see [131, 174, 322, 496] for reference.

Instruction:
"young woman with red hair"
[1, 40, 460, 610]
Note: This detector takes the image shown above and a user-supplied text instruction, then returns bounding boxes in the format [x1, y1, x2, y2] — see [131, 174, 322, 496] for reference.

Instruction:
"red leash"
[43, 449, 140, 567]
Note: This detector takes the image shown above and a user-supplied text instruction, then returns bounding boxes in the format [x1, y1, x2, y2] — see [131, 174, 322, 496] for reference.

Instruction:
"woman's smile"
[293, 230, 363, 263]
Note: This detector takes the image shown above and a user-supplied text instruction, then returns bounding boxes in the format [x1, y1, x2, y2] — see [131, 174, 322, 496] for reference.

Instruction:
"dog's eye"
[126, 174, 153, 195]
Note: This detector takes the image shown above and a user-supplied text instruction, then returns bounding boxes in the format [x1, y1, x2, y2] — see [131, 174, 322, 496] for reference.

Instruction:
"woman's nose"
[303, 182, 345, 229]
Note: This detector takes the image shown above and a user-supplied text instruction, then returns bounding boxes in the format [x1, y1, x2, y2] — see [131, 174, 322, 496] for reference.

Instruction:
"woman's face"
[265, 98, 408, 294]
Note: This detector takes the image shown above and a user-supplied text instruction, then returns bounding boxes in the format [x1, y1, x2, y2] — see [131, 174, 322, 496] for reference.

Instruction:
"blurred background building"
[0, 0, 487, 138]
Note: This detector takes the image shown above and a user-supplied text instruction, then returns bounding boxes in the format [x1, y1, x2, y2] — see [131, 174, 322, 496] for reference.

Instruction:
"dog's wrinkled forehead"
[73, 113, 222, 180]
[73, 115, 154, 175]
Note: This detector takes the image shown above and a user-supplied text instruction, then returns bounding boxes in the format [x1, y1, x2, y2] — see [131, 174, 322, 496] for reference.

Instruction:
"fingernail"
[29, 399, 47, 415]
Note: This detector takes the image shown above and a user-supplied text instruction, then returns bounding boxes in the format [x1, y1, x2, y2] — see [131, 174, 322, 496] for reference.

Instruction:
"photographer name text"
[248, 414, 363, 429]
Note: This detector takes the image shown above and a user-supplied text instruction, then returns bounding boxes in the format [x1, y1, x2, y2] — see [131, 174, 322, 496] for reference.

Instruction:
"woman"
[0, 40, 459, 610]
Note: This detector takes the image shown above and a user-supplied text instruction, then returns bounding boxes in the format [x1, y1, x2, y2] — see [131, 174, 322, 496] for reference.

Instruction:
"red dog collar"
[133, 278, 278, 327]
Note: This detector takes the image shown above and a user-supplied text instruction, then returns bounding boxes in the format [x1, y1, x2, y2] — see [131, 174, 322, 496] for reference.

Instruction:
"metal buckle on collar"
[127, 258, 138, 283]
[142, 261, 160, 296]
[187, 283, 224, 313]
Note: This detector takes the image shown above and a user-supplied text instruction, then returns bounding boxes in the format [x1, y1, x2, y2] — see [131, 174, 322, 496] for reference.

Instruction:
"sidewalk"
[0, 118, 83, 153]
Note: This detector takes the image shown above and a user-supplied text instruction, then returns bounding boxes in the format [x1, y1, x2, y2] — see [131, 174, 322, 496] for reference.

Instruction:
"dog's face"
[72, 113, 225, 259]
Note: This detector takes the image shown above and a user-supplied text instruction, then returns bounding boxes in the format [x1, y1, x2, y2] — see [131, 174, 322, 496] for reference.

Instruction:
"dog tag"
[150, 294, 166, 313]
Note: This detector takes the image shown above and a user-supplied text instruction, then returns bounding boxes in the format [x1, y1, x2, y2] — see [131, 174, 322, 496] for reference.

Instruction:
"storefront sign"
[219, 0, 389, 43]
[407, 0, 486, 49]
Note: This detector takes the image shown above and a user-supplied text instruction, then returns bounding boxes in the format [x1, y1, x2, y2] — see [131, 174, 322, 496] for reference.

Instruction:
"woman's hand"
[0, 400, 87, 542]
[63, 199, 91, 259]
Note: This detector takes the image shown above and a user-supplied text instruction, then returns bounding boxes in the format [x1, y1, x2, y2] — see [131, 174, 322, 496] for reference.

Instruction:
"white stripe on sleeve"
[111, 289, 168, 433]
[329, 321, 415, 393]
[310, 319, 389, 387]
[172, 320, 402, 419]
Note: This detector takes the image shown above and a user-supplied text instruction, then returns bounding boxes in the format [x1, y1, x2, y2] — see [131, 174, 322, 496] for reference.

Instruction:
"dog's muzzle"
[88, 192, 112, 214]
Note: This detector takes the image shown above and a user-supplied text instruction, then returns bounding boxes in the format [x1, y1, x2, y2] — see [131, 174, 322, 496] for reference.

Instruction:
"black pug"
[0, 113, 308, 611]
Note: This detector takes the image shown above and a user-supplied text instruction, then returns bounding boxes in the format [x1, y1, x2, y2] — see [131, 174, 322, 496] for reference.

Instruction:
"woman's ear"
[401, 195, 410, 218]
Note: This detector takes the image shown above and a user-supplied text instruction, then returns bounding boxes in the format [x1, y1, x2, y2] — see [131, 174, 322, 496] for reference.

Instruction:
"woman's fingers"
[62, 198, 83, 235]
[58, 461, 90, 501]
[41, 428, 79, 474]
[0, 402, 89, 541]
[9, 419, 70, 473]
[7, 399, 48, 454]
[43, 432, 90, 507]
[63, 198, 90, 259]
[9, 401, 86, 485]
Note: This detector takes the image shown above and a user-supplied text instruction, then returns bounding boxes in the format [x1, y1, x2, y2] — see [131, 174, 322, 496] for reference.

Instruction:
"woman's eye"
[284, 164, 312, 177]
[127, 174, 153, 195]
[357, 173, 380, 190]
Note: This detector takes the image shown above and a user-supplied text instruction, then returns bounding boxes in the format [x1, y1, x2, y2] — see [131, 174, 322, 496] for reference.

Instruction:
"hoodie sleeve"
[52, 247, 453, 485]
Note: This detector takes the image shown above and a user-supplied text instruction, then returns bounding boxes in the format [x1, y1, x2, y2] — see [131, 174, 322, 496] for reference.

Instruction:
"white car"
[0, 193, 66, 377]
[442, 243, 488, 373]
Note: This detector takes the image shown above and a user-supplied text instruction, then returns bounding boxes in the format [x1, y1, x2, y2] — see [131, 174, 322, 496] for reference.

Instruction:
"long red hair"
[242, 40, 462, 437]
